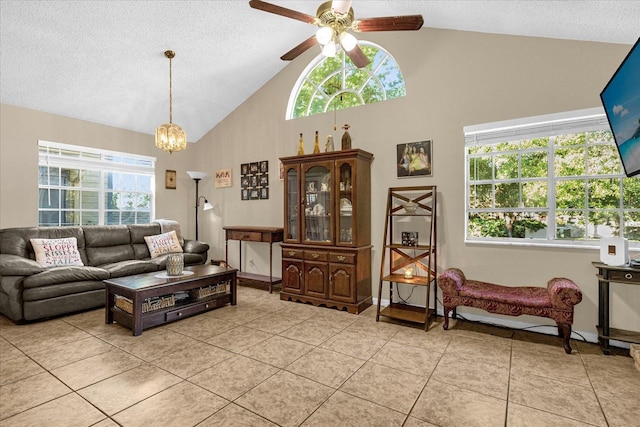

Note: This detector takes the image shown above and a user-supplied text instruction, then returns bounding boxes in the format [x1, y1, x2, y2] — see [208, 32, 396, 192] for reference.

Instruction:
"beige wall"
[1, 28, 637, 340]
[0, 105, 197, 237]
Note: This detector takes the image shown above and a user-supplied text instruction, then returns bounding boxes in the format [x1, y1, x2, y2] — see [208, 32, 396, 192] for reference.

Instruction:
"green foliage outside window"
[289, 42, 406, 119]
[467, 129, 640, 244]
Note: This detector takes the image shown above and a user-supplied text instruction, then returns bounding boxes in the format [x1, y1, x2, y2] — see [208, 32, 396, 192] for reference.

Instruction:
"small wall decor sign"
[240, 160, 269, 200]
[215, 168, 232, 188]
[397, 140, 432, 178]
[165, 170, 177, 189]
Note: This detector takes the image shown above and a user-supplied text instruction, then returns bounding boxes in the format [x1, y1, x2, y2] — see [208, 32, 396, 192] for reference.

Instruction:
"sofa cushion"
[459, 280, 552, 308]
[23, 266, 110, 288]
[0, 226, 87, 264]
[0, 254, 44, 276]
[84, 226, 134, 266]
[144, 231, 183, 258]
[30, 237, 84, 268]
[23, 280, 105, 301]
[99, 260, 159, 278]
[129, 223, 161, 259]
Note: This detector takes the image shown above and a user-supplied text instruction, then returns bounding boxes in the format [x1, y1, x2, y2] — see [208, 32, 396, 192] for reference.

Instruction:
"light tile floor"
[1, 285, 639, 426]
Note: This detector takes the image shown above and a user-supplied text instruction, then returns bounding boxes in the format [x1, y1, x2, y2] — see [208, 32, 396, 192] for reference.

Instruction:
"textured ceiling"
[1, 1, 638, 142]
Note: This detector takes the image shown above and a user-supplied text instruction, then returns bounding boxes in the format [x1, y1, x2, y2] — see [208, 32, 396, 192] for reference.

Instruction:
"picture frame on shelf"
[402, 231, 419, 246]
[241, 189, 249, 200]
[260, 161, 269, 173]
[241, 163, 249, 175]
[397, 140, 432, 178]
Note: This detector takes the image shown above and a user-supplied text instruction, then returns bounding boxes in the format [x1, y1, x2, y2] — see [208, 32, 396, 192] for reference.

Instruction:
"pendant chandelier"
[155, 50, 187, 154]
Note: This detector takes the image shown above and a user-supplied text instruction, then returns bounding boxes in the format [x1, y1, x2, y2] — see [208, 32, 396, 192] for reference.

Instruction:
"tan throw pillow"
[30, 237, 84, 268]
[144, 230, 183, 259]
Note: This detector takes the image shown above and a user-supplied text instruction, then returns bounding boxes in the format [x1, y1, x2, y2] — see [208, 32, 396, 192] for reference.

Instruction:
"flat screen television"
[600, 37, 640, 177]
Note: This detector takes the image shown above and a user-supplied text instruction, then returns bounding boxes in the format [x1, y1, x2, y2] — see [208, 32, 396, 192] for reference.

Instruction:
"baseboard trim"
[372, 298, 630, 350]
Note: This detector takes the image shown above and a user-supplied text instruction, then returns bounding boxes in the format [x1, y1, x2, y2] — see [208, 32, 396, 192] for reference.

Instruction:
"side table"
[224, 226, 284, 293]
[592, 261, 640, 354]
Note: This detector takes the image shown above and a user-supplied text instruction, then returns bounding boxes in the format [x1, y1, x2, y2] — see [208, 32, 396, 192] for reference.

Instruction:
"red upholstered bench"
[438, 268, 583, 354]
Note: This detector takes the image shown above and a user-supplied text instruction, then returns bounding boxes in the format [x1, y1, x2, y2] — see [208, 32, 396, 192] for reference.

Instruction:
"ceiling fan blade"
[281, 35, 318, 61]
[249, 0, 316, 24]
[331, 0, 352, 15]
[354, 15, 424, 32]
[345, 44, 370, 68]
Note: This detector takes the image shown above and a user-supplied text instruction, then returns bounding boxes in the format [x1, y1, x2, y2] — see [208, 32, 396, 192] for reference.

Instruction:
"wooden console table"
[593, 262, 640, 354]
[224, 226, 284, 293]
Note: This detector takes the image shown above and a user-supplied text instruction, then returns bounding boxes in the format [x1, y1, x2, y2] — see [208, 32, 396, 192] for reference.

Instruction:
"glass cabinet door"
[284, 164, 300, 242]
[302, 162, 333, 244]
[337, 160, 354, 245]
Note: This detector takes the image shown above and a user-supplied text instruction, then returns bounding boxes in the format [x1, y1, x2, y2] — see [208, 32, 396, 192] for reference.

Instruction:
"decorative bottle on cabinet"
[280, 149, 374, 314]
[313, 131, 321, 154]
[297, 133, 305, 155]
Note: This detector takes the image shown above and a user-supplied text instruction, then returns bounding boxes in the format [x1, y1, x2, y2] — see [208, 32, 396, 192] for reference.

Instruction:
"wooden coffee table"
[104, 264, 237, 335]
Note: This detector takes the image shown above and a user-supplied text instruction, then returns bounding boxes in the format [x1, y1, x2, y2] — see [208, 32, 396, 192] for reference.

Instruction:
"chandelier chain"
[168, 54, 173, 124]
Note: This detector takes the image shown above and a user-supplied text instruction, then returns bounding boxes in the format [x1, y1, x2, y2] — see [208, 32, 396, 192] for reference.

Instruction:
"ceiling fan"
[249, 0, 424, 68]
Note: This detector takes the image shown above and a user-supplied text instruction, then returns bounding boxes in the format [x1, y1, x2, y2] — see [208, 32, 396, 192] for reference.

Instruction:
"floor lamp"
[186, 171, 213, 240]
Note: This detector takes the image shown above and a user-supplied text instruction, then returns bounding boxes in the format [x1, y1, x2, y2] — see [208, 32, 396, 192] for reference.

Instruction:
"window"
[38, 141, 155, 226]
[287, 41, 406, 119]
[464, 108, 640, 247]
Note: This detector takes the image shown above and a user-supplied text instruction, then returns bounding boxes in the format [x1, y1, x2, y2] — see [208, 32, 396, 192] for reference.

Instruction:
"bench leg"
[443, 307, 454, 330]
[558, 323, 572, 354]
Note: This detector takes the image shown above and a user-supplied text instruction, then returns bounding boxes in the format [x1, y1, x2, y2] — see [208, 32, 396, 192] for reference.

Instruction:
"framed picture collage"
[241, 160, 269, 200]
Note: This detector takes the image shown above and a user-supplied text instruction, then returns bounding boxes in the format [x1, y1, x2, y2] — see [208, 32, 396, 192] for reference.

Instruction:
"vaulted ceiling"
[1, 1, 638, 142]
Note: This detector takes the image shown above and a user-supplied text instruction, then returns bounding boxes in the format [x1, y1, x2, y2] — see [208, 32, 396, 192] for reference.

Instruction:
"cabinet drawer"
[608, 270, 640, 283]
[329, 253, 355, 264]
[227, 230, 262, 241]
[283, 248, 304, 259]
[165, 299, 220, 321]
[304, 250, 328, 261]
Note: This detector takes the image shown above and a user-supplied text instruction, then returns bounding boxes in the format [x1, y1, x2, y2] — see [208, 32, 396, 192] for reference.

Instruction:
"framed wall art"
[240, 160, 269, 200]
[397, 140, 432, 178]
[165, 170, 177, 189]
[215, 168, 232, 188]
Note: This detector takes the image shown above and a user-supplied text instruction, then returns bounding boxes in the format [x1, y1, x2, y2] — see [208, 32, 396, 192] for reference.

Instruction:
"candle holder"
[403, 266, 414, 279]
[166, 253, 184, 276]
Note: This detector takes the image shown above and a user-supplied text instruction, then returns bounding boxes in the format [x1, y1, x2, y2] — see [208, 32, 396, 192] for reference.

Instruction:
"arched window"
[287, 41, 406, 119]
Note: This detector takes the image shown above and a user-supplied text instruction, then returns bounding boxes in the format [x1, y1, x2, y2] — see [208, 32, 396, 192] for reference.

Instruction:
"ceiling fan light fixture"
[155, 50, 186, 154]
[340, 32, 357, 51]
[322, 41, 337, 57]
[331, 0, 352, 15]
[316, 26, 333, 45]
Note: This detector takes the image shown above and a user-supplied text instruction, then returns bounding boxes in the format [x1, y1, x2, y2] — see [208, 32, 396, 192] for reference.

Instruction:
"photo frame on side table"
[397, 140, 432, 178]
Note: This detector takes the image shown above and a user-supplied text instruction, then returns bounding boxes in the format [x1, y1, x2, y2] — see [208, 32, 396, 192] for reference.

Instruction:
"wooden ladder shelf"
[376, 186, 438, 330]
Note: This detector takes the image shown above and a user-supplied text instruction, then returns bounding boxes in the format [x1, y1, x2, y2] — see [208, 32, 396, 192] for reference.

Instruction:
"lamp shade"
[316, 26, 333, 45]
[186, 171, 207, 180]
[203, 200, 214, 211]
[322, 41, 337, 57]
[340, 32, 357, 52]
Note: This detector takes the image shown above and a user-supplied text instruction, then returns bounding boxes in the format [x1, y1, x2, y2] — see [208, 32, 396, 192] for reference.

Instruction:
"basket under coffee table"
[104, 264, 237, 336]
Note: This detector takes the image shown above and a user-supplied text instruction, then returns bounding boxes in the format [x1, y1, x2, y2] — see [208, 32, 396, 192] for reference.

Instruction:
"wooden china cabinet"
[279, 149, 373, 314]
